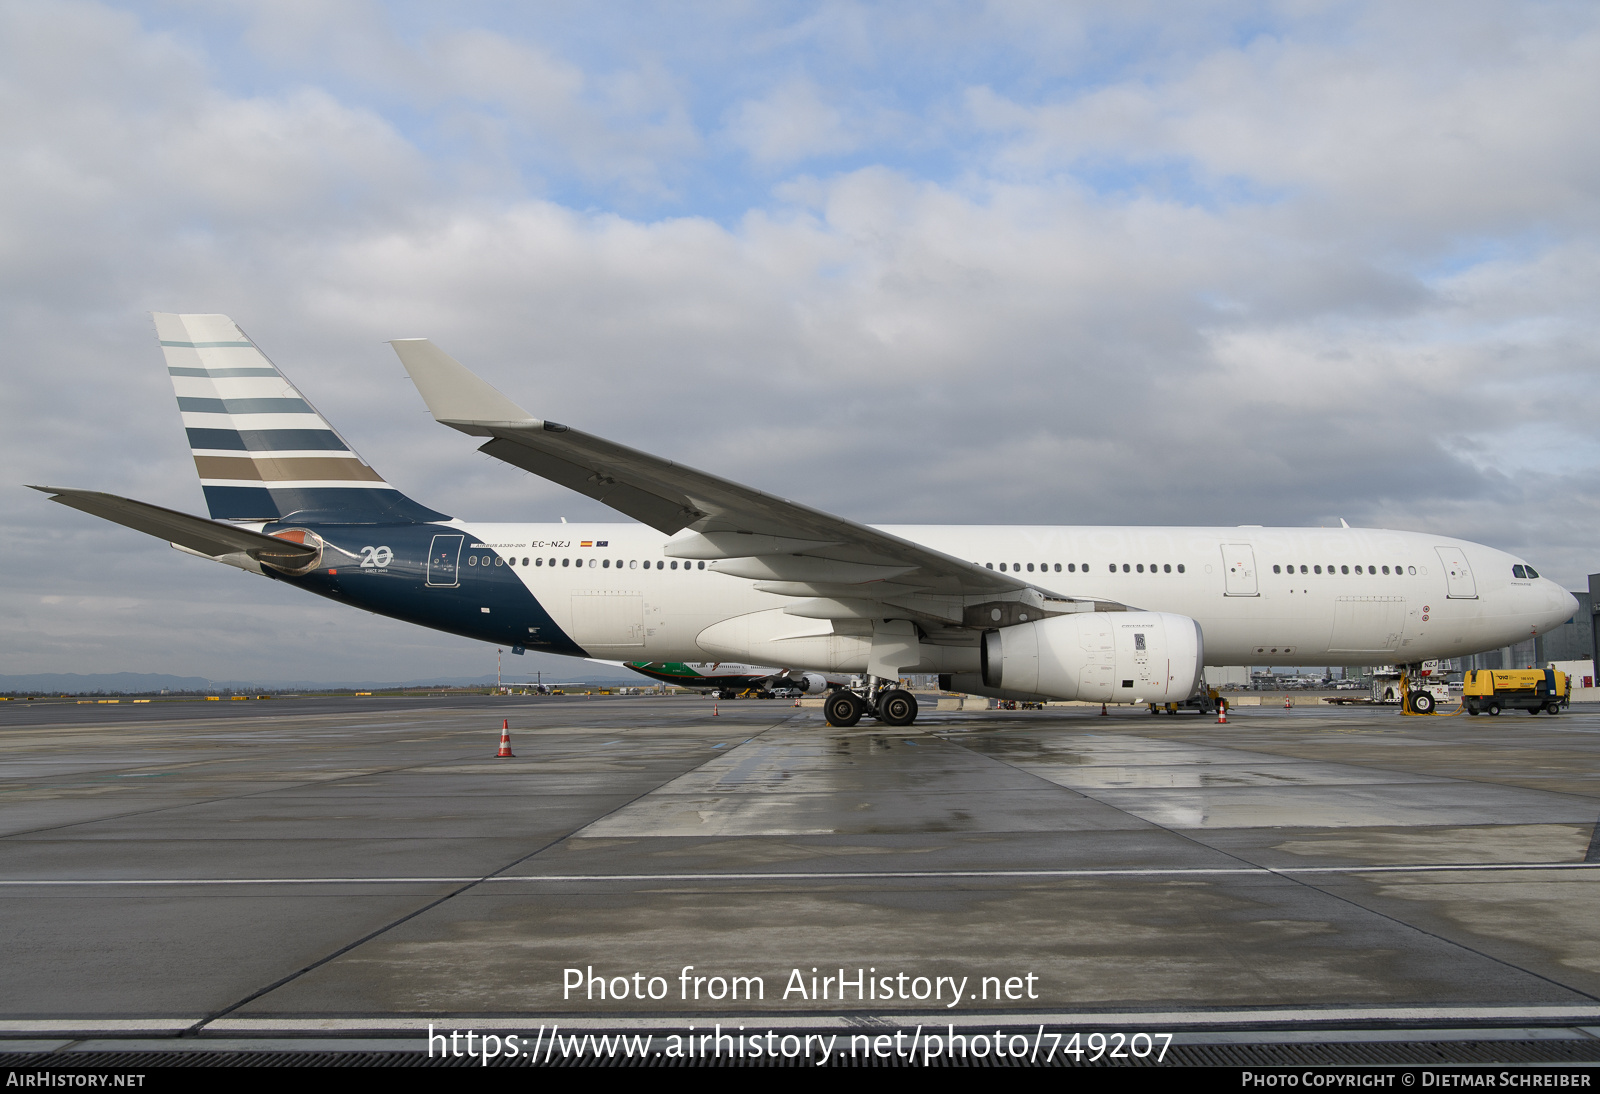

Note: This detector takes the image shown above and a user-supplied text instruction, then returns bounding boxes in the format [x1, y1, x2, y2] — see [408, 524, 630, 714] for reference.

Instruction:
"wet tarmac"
[2, 693, 1598, 1048]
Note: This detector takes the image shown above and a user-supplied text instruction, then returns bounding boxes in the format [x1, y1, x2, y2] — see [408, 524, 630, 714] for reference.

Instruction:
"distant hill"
[0, 672, 214, 695]
[0, 666, 647, 695]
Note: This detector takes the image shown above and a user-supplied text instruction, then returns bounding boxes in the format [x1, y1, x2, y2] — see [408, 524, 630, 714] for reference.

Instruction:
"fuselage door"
[1221, 543, 1258, 596]
[426, 534, 463, 588]
[1435, 546, 1477, 599]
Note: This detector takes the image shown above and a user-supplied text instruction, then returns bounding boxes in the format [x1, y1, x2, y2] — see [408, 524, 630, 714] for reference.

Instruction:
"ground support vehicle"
[1149, 689, 1220, 715]
[1463, 669, 1568, 716]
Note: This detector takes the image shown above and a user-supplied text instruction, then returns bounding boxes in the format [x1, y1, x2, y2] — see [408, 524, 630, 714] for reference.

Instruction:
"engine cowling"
[981, 611, 1204, 704]
[769, 672, 829, 693]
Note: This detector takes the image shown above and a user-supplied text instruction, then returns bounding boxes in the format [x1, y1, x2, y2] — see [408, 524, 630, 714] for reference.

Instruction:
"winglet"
[388, 339, 535, 431]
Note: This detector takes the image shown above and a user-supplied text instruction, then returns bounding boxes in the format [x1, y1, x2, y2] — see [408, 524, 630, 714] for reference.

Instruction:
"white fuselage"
[442, 522, 1576, 672]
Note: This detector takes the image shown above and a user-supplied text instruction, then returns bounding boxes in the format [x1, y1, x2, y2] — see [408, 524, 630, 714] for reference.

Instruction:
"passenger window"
[1054, 563, 1061, 572]
[1068, 563, 1076, 572]
[1381, 565, 1389, 574]
[1163, 564, 1171, 573]
[1122, 564, 1130, 573]
[1177, 564, 1184, 573]
[1300, 565, 1307, 574]
[602, 559, 610, 568]
[562, 558, 569, 567]
[1027, 563, 1034, 572]
[999, 563, 1007, 572]
[698, 562, 705, 570]
[1013, 562, 1020, 571]
[1136, 564, 1144, 573]
[1340, 565, 1348, 574]
[1109, 564, 1116, 573]
[1273, 565, 1281, 574]
[670, 561, 678, 570]
[522, 557, 529, 566]
[1407, 566, 1415, 575]
[985, 563, 993, 569]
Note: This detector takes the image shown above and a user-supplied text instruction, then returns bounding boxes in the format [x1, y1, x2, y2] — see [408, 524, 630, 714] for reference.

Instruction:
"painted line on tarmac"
[192, 1005, 1600, 1034]
[9, 1007, 1600, 1039]
[0, 1019, 201, 1034]
[3, 861, 1600, 886]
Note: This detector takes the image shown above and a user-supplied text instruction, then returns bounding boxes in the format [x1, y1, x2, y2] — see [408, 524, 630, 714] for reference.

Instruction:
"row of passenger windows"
[982, 562, 1187, 574]
[471, 556, 706, 570]
[1274, 563, 1409, 575]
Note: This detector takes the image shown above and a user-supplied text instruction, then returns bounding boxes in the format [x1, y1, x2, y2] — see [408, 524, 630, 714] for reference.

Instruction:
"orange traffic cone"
[1216, 703, 1228, 724]
[712, 703, 719, 717]
[1284, 697, 1292, 710]
[495, 719, 514, 758]
[1100, 703, 1108, 716]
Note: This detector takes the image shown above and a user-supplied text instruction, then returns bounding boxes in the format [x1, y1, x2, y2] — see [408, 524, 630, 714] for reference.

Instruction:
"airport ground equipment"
[1462, 668, 1568, 716]
[1149, 687, 1221, 715]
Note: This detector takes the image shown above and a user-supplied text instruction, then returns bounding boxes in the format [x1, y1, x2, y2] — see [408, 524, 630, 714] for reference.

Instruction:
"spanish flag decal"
[580, 541, 593, 547]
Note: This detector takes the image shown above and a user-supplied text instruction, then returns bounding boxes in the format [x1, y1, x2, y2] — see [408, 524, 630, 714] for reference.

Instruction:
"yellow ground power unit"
[1462, 668, 1567, 716]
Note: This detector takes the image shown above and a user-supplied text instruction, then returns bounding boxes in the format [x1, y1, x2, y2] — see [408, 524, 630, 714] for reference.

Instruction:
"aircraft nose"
[1556, 585, 1580, 621]
[1536, 582, 1580, 634]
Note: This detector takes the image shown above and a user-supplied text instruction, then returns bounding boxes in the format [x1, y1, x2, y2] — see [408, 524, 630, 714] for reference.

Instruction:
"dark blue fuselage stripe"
[169, 367, 281, 378]
[186, 428, 349, 452]
[266, 522, 582, 656]
[178, 397, 313, 414]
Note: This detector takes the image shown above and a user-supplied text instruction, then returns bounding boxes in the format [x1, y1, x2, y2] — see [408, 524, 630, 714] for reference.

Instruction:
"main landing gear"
[823, 679, 919, 728]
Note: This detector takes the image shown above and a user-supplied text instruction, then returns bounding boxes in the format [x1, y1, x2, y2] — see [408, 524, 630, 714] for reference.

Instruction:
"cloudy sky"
[4, 1, 1597, 683]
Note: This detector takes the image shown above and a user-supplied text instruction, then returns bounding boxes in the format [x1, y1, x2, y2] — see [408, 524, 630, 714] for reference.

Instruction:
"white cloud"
[3, 1, 1599, 681]
[725, 77, 863, 166]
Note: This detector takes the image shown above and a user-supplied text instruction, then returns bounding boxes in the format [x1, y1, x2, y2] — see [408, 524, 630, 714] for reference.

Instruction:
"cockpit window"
[1526, 566, 1539, 578]
[1513, 565, 1527, 579]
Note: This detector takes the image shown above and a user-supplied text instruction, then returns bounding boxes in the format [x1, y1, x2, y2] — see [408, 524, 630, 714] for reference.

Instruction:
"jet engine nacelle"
[771, 672, 829, 693]
[981, 611, 1204, 704]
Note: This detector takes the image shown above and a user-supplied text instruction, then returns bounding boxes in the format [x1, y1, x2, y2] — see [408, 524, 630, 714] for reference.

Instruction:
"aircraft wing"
[29, 486, 320, 567]
[390, 340, 1127, 626]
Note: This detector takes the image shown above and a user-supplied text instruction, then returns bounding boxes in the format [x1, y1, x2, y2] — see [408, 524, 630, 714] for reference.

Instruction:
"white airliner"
[33, 314, 1578, 727]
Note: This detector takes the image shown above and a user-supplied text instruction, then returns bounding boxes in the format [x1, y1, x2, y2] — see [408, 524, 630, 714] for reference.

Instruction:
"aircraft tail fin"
[156, 313, 448, 524]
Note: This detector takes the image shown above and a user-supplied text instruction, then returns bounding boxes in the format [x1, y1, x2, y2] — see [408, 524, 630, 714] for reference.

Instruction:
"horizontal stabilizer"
[29, 486, 319, 566]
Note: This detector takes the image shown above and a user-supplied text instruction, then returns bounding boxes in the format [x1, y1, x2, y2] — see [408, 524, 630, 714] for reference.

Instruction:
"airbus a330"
[33, 314, 1578, 727]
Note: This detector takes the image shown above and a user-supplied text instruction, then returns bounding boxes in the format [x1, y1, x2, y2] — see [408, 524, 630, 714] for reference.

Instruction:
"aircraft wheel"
[1486, 702, 1500, 716]
[1410, 691, 1435, 715]
[878, 689, 918, 727]
[824, 691, 864, 728]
